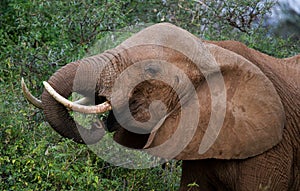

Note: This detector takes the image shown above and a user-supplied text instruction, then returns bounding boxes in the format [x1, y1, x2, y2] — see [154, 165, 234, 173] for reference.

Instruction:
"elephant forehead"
[119, 23, 219, 74]
[116, 45, 203, 86]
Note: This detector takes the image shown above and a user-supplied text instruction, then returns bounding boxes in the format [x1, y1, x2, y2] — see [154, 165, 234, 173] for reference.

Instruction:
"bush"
[1, 0, 299, 190]
[0, 1, 181, 190]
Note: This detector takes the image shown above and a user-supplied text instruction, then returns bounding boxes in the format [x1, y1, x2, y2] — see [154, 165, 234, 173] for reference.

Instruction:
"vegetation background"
[1, 0, 299, 190]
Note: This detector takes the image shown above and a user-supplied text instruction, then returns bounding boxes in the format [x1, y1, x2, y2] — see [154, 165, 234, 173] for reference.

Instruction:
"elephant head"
[22, 23, 285, 160]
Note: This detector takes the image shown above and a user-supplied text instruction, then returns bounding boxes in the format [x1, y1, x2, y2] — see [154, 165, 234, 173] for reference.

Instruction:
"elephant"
[22, 23, 299, 191]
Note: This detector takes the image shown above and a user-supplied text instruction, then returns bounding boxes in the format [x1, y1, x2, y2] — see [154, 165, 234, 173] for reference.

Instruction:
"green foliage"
[273, 0, 300, 40]
[239, 31, 300, 58]
[0, 0, 129, 86]
[122, 0, 300, 58]
[0, 1, 181, 190]
[1, 0, 299, 190]
[124, 0, 275, 35]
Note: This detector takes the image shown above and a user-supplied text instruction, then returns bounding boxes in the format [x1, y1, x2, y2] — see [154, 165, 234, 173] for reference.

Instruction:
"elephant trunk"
[41, 60, 106, 144]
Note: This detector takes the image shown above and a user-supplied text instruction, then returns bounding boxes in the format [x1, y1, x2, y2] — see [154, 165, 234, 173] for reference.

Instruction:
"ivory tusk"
[43, 81, 112, 114]
[21, 77, 43, 109]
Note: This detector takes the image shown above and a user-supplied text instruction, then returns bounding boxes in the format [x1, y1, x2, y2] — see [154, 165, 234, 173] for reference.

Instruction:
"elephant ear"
[145, 43, 285, 160]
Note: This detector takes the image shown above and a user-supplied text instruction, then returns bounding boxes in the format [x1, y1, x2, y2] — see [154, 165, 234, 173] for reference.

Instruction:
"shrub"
[1, 0, 299, 190]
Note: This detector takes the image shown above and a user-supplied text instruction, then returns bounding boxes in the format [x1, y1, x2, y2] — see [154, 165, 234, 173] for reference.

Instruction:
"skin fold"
[23, 23, 299, 191]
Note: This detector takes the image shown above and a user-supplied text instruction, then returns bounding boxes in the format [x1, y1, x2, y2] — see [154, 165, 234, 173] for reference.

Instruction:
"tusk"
[21, 77, 43, 109]
[43, 81, 112, 114]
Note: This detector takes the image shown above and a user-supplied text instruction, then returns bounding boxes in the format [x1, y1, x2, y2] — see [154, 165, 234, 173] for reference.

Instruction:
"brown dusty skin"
[177, 40, 299, 191]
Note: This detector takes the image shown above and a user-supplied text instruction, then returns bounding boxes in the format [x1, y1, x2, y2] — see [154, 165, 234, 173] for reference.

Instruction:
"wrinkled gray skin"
[26, 24, 299, 191]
